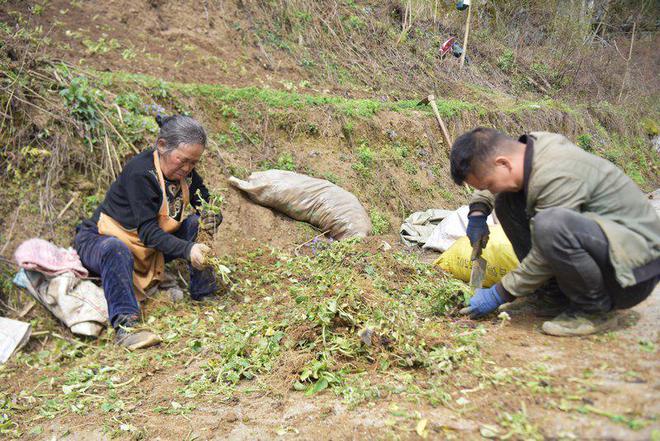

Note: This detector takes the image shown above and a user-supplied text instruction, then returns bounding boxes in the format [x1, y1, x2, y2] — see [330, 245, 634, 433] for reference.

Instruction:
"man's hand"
[466, 213, 489, 247]
[460, 285, 505, 318]
[200, 210, 223, 233]
[190, 243, 211, 270]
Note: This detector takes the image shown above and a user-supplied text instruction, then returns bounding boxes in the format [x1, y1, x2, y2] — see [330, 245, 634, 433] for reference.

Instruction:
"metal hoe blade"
[469, 235, 488, 291]
[469, 256, 487, 290]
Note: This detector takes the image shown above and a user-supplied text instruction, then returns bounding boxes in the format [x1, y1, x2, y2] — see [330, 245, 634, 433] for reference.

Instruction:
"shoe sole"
[127, 335, 162, 350]
[118, 332, 163, 350]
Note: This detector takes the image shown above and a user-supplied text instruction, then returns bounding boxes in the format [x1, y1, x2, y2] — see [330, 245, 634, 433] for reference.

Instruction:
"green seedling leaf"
[306, 378, 329, 395]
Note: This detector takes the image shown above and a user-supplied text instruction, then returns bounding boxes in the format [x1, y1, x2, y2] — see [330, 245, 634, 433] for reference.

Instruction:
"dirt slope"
[3, 0, 307, 89]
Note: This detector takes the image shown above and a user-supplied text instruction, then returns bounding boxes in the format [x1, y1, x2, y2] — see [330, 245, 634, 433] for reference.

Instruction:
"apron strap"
[153, 150, 190, 217]
[182, 177, 190, 207]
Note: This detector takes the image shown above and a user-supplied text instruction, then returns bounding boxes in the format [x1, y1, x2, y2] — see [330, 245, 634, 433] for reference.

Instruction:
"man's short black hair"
[450, 127, 512, 185]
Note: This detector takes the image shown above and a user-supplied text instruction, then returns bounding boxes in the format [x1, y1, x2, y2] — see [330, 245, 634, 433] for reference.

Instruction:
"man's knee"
[533, 207, 576, 254]
[100, 237, 133, 266]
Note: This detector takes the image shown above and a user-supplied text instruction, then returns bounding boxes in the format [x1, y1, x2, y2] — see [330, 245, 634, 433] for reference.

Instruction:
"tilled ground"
[5, 281, 657, 441]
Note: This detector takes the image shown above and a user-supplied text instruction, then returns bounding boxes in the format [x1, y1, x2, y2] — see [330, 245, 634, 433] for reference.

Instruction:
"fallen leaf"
[480, 424, 500, 438]
[416, 418, 428, 438]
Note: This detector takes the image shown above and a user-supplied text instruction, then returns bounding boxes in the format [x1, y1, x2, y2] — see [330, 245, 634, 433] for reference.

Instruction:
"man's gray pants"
[495, 192, 658, 314]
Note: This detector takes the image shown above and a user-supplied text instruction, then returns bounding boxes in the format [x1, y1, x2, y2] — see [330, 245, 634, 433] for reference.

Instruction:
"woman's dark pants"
[495, 192, 657, 314]
[74, 215, 217, 327]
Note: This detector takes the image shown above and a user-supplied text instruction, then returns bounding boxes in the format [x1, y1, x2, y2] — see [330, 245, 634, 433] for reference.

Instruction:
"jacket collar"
[518, 134, 535, 196]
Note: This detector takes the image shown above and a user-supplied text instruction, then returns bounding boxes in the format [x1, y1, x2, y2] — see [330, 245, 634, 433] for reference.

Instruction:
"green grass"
[94, 70, 478, 118]
[75, 68, 658, 192]
[369, 209, 390, 235]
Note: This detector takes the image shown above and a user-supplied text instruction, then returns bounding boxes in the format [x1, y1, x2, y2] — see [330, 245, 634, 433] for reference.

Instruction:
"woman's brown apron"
[97, 150, 189, 300]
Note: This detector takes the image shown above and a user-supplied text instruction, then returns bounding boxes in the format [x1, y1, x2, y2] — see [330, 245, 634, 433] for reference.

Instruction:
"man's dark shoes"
[114, 314, 162, 350]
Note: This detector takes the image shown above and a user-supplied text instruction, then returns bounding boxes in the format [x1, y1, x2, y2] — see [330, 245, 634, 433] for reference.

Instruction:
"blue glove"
[466, 214, 489, 247]
[460, 285, 504, 318]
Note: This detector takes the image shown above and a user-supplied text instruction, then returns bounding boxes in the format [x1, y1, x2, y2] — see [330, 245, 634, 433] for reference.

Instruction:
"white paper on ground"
[0, 317, 31, 363]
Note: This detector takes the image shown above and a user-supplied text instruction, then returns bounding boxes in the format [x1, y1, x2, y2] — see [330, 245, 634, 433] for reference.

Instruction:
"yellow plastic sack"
[434, 225, 519, 287]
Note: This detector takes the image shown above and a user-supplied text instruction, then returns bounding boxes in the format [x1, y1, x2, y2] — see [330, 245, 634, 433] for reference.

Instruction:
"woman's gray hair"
[154, 114, 207, 153]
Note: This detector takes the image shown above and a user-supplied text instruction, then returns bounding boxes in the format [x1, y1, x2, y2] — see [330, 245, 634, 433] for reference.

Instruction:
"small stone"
[168, 288, 185, 302]
[456, 396, 470, 405]
[359, 328, 374, 346]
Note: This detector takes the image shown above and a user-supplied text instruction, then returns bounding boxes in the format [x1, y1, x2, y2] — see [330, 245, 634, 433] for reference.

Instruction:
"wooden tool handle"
[427, 95, 452, 149]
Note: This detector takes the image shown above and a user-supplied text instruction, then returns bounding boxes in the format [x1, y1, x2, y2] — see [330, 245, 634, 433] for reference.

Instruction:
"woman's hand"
[190, 243, 211, 270]
[199, 210, 223, 232]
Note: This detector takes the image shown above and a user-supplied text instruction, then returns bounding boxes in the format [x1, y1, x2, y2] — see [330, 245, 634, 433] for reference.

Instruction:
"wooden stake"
[104, 134, 116, 180]
[427, 95, 452, 152]
[426, 94, 471, 191]
[459, 2, 472, 69]
[617, 21, 636, 103]
[57, 192, 79, 220]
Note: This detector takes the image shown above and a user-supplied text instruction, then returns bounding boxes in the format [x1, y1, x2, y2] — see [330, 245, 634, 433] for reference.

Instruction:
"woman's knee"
[178, 214, 200, 241]
[100, 237, 133, 266]
[187, 214, 200, 231]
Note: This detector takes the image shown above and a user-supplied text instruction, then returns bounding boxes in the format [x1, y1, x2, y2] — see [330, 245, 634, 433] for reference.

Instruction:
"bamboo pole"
[459, 1, 472, 68]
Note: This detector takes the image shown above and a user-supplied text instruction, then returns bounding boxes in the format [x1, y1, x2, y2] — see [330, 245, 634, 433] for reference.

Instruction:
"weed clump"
[369, 210, 390, 235]
[195, 189, 224, 247]
[194, 189, 233, 289]
[180, 238, 471, 398]
[352, 142, 375, 178]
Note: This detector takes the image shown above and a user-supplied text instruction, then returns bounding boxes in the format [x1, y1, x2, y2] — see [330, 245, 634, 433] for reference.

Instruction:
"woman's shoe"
[113, 314, 162, 350]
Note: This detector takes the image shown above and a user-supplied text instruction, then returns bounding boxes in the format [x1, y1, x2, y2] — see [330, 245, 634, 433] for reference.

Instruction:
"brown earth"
[10, 287, 659, 440]
[2, 0, 319, 92]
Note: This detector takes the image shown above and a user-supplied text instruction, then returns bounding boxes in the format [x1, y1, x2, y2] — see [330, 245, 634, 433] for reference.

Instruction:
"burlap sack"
[229, 170, 372, 239]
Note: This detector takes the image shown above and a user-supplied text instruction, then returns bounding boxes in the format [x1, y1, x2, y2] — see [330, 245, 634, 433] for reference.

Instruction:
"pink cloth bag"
[14, 238, 88, 278]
